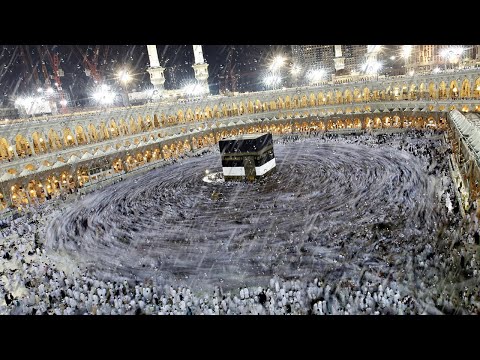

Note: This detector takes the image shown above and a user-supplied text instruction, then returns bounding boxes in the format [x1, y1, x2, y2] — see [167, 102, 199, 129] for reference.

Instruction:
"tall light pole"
[306, 69, 326, 86]
[263, 74, 282, 90]
[402, 45, 413, 74]
[263, 55, 286, 91]
[290, 64, 301, 87]
[117, 69, 132, 106]
[440, 46, 465, 70]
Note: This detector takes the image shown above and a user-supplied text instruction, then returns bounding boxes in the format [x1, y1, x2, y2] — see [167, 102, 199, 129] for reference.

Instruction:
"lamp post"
[117, 70, 132, 106]
[402, 45, 412, 74]
[440, 47, 464, 71]
[264, 55, 286, 91]
[263, 74, 282, 90]
[290, 64, 301, 87]
[306, 69, 326, 86]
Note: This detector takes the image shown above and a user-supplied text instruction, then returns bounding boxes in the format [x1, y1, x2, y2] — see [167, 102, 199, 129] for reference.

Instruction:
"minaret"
[192, 45, 210, 94]
[146, 45, 166, 92]
[334, 45, 345, 72]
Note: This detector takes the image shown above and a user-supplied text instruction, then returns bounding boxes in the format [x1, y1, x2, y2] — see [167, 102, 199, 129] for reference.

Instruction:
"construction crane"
[41, 46, 67, 112]
[77, 45, 102, 84]
[19, 45, 42, 89]
[37, 45, 52, 88]
[219, 46, 238, 94]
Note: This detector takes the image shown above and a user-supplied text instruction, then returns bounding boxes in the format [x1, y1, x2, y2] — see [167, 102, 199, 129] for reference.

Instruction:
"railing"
[2, 67, 480, 127]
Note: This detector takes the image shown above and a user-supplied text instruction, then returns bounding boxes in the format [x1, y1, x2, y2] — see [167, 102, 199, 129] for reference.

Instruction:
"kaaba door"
[244, 156, 256, 182]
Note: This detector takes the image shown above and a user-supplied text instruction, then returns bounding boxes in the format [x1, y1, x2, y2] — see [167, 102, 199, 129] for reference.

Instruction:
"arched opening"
[108, 120, 120, 138]
[401, 84, 408, 100]
[449, 80, 459, 99]
[75, 125, 88, 144]
[76, 167, 91, 185]
[408, 84, 417, 100]
[0, 192, 6, 210]
[15, 134, 33, 157]
[61, 171, 75, 190]
[438, 81, 447, 99]
[32, 131, 48, 154]
[285, 96, 291, 109]
[365, 117, 373, 129]
[44, 175, 61, 197]
[382, 116, 391, 127]
[27, 179, 46, 204]
[318, 92, 325, 105]
[392, 115, 401, 128]
[362, 87, 370, 102]
[244, 101, 252, 113]
[63, 128, 76, 147]
[10, 184, 28, 207]
[239, 102, 246, 115]
[461, 79, 471, 98]
[326, 91, 334, 105]
[474, 78, 480, 99]
[428, 82, 436, 99]
[84, 125, 96, 143]
[129, 117, 137, 134]
[195, 108, 203, 120]
[353, 88, 361, 103]
[292, 96, 299, 109]
[0, 138, 14, 161]
[170, 143, 178, 158]
[344, 89, 353, 103]
[177, 110, 185, 123]
[205, 106, 213, 118]
[335, 90, 343, 104]
[96, 122, 109, 140]
[153, 114, 161, 128]
[277, 97, 285, 110]
[161, 113, 168, 126]
[419, 83, 426, 99]
[300, 95, 308, 108]
[185, 109, 194, 122]
[137, 116, 146, 131]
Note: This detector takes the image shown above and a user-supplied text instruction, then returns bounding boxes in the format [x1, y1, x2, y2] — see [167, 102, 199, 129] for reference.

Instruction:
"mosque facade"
[1, 68, 480, 213]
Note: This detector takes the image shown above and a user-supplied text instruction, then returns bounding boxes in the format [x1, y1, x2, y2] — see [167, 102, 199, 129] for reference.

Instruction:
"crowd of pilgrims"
[1, 129, 480, 315]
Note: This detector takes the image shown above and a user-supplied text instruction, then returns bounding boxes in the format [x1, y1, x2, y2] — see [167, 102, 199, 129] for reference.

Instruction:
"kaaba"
[219, 133, 276, 182]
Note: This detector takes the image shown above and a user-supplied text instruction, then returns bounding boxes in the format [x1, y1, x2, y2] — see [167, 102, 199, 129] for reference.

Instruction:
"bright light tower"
[263, 74, 282, 89]
[117, 69, 132, 106]
[306, 69, 326, 85]
[290, 64, 302, 87]
[402, 45, 413, 73]
[118, 70, 132, 84]
[269, 55, 286, 72]
[440, 46, 465, 69]
[183, 82, 206, 97]
[362, 61, 382, 80]
[290, 64, 301, 76]
[402, 45, 413, 59]
[92, 84, 116, 106]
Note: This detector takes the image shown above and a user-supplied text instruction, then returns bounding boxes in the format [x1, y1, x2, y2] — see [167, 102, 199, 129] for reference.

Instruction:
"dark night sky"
[0, 45, 291, 106]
